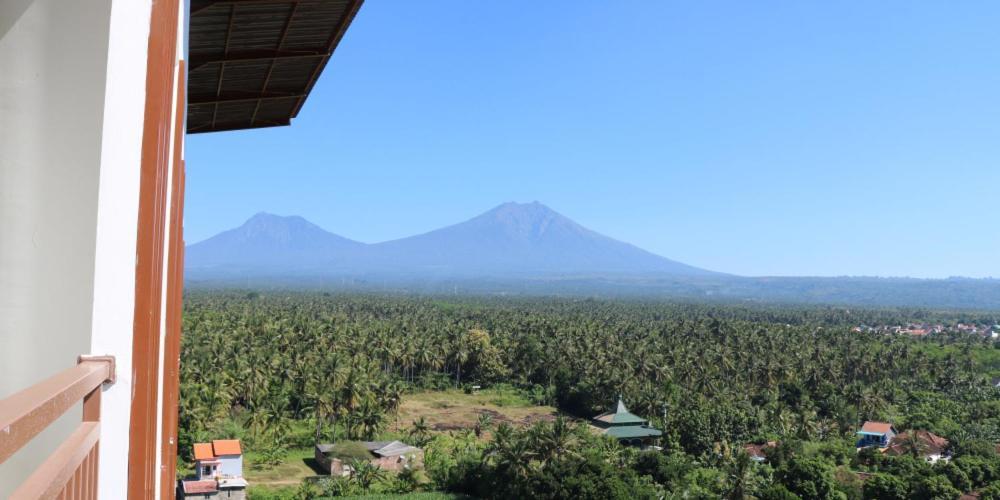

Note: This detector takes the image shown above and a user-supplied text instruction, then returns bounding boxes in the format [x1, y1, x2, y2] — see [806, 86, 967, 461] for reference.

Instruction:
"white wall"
[0, 0, 113, 495]
[218, 454, 243, 478]
[90, 0, 154, 497]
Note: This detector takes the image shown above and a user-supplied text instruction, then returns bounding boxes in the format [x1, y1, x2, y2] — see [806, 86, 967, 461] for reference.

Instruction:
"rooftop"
[193, 442, 215, 461]
[187, 0, 363, 133]
[885, 431, 949, 456]
[744, 441, 778, 460]
[858, 421, 895, 435]
[193, 439, 243, 460]
[367, 440, 422, 458]
[181, 480, 219, 494]
[212, 439, 242, 456]
[603, 425, 663, 439]
[593, 398, 649, 426]
[319, 440, 422, 459]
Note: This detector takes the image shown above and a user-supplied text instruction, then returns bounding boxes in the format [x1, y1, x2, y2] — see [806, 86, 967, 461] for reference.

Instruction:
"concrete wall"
[0, 0, 113, 495]
[372, 452, 424, 472]
[217, 455, 243, 478]
[90, 0, 155, 495]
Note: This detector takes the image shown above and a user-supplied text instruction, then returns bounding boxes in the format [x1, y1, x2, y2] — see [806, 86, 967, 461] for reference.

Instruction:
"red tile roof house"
[180, 479, 220, 498]
[179, 439, 248, 499]
[884, 430, 950, 463]
[856, 421, 897, 449]
[744, 441, 778, 462]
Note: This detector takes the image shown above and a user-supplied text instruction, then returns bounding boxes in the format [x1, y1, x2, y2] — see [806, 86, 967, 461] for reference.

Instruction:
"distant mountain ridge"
[185, 203, 1000, 309]
[186, 212, 364, 270]
[186, 202, 716, 277]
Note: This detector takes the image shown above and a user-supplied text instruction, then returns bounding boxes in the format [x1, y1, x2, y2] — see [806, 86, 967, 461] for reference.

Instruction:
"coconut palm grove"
[177, 291, 1000, 499]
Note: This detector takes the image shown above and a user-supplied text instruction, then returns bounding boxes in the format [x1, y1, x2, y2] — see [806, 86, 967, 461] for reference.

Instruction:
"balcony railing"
[0, 355, 115, 499]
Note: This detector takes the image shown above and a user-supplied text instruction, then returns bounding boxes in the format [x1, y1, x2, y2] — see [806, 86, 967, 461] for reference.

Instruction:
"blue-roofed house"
[856, 421, 897, 449]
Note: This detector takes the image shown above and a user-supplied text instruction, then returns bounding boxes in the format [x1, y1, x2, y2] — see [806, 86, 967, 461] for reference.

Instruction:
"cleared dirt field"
[394, 388, 559, 433]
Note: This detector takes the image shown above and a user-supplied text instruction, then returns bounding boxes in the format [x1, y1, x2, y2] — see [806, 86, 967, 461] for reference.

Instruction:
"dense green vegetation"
[179, 291, 1000, 498]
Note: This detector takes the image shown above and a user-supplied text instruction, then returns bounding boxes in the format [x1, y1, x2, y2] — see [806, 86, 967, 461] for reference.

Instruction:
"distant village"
[852, 321, 1000, 339]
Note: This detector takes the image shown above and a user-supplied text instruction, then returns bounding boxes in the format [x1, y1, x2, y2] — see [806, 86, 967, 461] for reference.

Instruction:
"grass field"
[244, 447, 324, 486]
[246, 489, 470, 500]
[338, 493, 471, 500]
[393, 387, 559, 433]
[244, 387, 557, 490]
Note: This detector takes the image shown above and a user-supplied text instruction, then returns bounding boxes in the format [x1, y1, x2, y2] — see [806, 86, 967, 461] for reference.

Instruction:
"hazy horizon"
[187, 203, 997, 281]
[186, 1, 1000, 279]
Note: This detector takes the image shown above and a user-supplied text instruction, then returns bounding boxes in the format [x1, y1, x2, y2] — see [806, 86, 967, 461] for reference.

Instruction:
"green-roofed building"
[592, 398, 663, 447]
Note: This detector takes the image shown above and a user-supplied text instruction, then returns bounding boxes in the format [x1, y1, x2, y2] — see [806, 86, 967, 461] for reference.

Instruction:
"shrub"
[912, 475, 961, 500]
[328, 441, 375, 461]
[862, 473, 908, 500]
[775, 457, 842, 500]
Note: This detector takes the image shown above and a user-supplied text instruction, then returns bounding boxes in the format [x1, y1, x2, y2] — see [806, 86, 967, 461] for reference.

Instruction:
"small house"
[179, 480, 219, 498]
[591, 397, 662, 447]
[885, 430, 950, 463]
[856, 421, 897, 449]
[179, 440, 247, 499]
[315, 440, 424, 476]
[744, 441, 778, 462]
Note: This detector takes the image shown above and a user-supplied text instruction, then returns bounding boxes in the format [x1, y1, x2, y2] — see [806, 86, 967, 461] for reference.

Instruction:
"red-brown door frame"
[160, 60, 187, 500]
[130, 0, 182, 496]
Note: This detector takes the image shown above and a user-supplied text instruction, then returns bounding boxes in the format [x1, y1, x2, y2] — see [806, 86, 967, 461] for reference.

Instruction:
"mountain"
[363, 202, 713, 276]
[185, 202, 716, 277]
[185, 212, 364, 272]
[184, 205, 1000, 309]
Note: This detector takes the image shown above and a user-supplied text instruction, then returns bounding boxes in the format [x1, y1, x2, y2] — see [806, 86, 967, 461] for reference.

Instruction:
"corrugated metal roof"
[372, 441, 421, 457]
[187, 0, 363, 133]
[604, 426, 663, 439]
[593, 398, 648, 425]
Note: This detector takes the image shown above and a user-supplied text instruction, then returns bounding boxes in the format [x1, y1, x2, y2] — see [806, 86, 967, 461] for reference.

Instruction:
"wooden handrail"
[0, 356, 114, 464]
[10, 422, 101, 499]
[0, 355, 114, 499]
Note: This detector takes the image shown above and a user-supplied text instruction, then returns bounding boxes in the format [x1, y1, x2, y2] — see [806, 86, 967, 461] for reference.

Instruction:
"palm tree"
[350, 398, 384, 440]
[495, 435, 535, 481]
[536, 417, 577, 463]
[350, 459, 384, 492]
[726, 451, 756, 500]
[484, 422, 515, 464]
[475, 412, 493, 439]
[453, 341, 470, 386]
[898, 431, 928, 459]
[408, 416, 431, 446]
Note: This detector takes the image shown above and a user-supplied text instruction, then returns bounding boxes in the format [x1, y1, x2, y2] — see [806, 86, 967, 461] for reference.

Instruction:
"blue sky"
[186, 1, 1000, 278]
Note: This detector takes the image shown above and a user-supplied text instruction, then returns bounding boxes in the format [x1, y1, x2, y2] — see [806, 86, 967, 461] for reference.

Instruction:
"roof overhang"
[187, 0, 363, 133]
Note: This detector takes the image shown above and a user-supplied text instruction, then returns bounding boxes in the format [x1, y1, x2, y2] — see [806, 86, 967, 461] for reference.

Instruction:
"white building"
[0, 0, 363, 498]
[193, 440, 244, 480]
[182, 440, 247, 498]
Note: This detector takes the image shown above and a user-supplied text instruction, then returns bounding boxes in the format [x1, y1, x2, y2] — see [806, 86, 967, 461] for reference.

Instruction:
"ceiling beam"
[189, 49, 325, 71]
[291, 0, 362, 118]
[252, 2, 299, 126]
[192, 0, 299, 15]
[190, 92, 305, 105]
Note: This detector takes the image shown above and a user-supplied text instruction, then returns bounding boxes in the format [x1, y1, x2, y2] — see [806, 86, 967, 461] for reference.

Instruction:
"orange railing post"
[0, 355, 115, 499]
